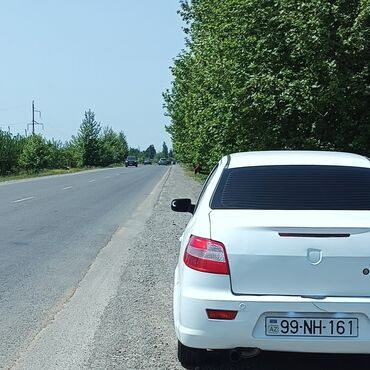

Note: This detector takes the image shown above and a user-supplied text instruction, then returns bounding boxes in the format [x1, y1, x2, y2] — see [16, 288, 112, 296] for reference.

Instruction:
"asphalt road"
[0, 165, 168, 369]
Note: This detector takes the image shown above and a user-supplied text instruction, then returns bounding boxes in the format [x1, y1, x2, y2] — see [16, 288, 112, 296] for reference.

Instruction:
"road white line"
[88, 180, 96, 183]
[63, 186, 73, 190]
[104, 176, 111, 179]
[12, 196, 35, 203]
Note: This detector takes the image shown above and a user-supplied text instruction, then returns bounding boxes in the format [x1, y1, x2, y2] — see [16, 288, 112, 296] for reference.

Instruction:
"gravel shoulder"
[86, 165, 201, 369]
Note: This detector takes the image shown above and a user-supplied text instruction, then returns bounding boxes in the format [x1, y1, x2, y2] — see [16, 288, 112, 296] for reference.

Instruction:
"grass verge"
[181, 164, 208, 184]
[0, 167, 97, 183]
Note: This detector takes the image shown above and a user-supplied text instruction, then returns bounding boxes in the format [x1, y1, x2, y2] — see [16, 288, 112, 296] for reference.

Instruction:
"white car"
[171, 151, 370, 367]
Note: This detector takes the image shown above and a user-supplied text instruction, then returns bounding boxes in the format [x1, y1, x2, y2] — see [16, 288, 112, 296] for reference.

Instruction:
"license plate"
[266, 317, 358, 337]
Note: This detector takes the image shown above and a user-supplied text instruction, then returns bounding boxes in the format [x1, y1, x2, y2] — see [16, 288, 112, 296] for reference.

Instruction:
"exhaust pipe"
[229, 348, 261, 362]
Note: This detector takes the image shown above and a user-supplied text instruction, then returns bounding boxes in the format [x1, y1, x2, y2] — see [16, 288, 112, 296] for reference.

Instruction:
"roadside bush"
[19, 135, 50, 173]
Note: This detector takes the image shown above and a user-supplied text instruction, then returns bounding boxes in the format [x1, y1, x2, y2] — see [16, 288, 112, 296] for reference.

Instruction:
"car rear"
[174, 151, 370, 359]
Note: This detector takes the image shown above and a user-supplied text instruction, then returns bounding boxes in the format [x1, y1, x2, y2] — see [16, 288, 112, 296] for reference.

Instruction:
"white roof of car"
[227, 151, 370, 169]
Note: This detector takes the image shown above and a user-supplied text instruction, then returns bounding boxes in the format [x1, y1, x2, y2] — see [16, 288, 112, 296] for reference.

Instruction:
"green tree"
[19, 134, 50, 173]
[100, 126, 129, 166]
[165, 0, 370, 171]
[0, 131, 24, 175]
[63, 139, 82, 168]
[76, 109, 101, 166]
[118, 131, 129, 160]
[162, 141, 169, 158]
[145, 144, 156, 159]
[128, 147, 141, 157]
[45, 139, 69, 169]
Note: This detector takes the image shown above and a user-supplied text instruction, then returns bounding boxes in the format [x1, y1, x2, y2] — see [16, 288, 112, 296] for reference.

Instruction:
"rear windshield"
[127, 156, 136, 160]
[211, 165, 370, 210]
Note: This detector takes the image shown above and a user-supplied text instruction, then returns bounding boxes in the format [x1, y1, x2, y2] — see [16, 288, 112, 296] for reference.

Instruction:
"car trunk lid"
[209, 210, 370, 297]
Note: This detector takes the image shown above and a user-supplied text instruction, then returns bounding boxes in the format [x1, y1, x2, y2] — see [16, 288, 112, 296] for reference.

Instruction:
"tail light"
[184, 235, 229, 275]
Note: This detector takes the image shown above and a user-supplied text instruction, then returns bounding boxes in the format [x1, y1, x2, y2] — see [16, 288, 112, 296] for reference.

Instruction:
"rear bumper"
[174, 269, 370, 353]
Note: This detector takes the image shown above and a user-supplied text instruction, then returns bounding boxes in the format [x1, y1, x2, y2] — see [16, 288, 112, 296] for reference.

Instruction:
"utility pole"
[32, 100, 35, 134]
[28, 100, 43, 134]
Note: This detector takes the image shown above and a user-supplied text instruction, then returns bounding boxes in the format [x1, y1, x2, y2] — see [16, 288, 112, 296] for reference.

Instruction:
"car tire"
[177, 341, 206, 367]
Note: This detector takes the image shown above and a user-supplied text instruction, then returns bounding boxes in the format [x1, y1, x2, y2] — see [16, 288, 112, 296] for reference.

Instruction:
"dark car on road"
[125, 156, 138, 167]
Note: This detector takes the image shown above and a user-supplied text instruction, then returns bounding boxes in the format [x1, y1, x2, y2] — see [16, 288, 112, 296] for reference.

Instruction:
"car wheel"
[177, 341, 206, 367]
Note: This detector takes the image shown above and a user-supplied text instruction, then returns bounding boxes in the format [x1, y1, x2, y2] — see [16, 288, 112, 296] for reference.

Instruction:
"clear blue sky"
[0, 0, 184, 152]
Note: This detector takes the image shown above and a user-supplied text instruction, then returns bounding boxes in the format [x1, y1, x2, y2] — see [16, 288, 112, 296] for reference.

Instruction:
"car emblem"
[307, 248, 322, 265]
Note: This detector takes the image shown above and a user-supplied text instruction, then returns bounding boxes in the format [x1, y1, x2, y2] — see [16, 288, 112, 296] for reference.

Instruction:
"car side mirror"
[171, 198, 195, 214]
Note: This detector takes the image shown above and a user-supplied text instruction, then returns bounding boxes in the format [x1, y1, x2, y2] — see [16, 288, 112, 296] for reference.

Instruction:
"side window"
[193, 164, 219, 213]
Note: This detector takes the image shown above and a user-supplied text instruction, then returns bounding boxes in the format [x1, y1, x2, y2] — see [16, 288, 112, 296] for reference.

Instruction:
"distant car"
[143, 158, 152, 165]
[158, 158, 168, 165]
[171, 150, 370, 367]
[125, 156, 138, 167]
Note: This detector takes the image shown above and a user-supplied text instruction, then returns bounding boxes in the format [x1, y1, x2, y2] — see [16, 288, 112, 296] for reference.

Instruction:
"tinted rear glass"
[127, 156, 136, 160]
[211, 165, 370, 210]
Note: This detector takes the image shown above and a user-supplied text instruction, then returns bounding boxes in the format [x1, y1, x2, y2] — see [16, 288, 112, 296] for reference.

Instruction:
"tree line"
[0, 109, 171, 176]
[0, 109, 129, 176]
[127, 141, 173, 163]
[0, 131, 82, 176]
[164, 0, 370, 172]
